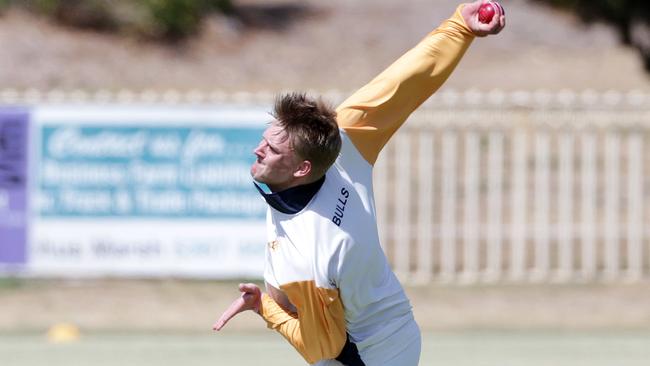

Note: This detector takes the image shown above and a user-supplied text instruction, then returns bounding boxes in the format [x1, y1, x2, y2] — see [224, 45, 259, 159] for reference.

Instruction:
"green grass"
[1, 330, 650, 366]
[0, 277, 26, 292]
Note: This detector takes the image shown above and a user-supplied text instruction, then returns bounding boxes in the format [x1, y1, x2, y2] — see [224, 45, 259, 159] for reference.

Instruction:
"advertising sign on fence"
[27, 106, 269, 278]
[0, 108, 29, 269]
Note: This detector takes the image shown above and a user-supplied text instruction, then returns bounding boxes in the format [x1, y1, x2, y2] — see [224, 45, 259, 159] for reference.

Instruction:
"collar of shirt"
[253, 176, 326, 214]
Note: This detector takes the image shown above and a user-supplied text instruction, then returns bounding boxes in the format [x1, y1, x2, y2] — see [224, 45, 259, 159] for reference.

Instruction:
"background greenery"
[533, 0, 650, 70]
[0, 0, 234, 40]
[0, 0, 648, 71]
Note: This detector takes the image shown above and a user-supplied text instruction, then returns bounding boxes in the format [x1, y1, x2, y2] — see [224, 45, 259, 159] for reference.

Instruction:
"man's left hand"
[213, 283, 262, 331]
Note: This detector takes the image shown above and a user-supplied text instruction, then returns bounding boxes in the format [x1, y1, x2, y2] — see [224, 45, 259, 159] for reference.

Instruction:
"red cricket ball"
[478, 2, 499, 24]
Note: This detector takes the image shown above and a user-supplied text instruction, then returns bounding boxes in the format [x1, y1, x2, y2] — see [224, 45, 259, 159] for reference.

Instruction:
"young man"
[214, 1, 506, 365]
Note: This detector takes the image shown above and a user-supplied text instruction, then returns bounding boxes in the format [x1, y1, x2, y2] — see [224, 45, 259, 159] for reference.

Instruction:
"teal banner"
[38, 125, 265, 218]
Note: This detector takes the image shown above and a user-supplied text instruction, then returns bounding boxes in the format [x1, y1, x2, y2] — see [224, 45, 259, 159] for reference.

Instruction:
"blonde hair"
[272, 92, 341, 178]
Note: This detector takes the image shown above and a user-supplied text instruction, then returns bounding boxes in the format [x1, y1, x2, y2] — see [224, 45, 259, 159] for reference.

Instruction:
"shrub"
[5, 0, 235, 40]
[532, 0, 650, 70]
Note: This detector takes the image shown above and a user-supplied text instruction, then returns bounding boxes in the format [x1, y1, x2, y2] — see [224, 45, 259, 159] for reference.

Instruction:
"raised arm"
[337, 1, 505, 165]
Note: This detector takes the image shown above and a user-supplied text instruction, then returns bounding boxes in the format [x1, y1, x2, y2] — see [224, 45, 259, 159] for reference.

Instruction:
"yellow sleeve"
[259, 281, 347, 364]
[336, 4, 475, 165]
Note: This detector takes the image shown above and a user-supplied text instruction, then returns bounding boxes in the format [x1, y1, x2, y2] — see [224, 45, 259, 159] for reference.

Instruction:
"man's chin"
[250, 169, 264, 183]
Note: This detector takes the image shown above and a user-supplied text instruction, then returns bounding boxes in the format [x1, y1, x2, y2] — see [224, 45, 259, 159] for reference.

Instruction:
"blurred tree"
[0, 0, 11, 14]
[2, 0, 235, 40]
[139, 0, 235, 40]
[532, 0, 650, 71]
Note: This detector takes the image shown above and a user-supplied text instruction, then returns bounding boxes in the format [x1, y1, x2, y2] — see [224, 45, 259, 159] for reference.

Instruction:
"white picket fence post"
[371, 90, 650, 284]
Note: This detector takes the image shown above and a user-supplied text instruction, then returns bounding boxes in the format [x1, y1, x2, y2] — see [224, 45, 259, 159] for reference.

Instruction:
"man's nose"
[253, 141, 266, 156]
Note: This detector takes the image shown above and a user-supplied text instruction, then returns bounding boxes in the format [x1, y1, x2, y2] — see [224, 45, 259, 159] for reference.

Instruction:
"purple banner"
[0, 107, 29, 265]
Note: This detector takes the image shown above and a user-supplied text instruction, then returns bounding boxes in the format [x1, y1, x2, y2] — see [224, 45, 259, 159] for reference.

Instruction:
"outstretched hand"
[212, 283, 262, 331]
[462, 0, 506, 37]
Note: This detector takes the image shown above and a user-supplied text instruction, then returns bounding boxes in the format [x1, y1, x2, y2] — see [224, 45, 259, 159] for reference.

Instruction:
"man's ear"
[294, 160, 312, 179]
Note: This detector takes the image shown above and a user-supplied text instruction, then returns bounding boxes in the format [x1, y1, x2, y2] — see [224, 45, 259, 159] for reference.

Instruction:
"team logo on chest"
[268, 239, 280, 251]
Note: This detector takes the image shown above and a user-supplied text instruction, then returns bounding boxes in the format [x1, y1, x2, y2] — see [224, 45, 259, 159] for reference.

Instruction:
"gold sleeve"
[336, 5, 475, 165]
[259, 281, 347, 364]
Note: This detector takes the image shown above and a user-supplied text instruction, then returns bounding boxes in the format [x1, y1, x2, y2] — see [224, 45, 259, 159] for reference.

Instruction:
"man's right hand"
[212, 283, 262, 331]
[461, 0, 506, 37]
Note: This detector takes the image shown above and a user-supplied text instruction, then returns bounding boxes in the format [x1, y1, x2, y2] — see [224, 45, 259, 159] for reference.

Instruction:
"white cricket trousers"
[313, 318, 421, 366]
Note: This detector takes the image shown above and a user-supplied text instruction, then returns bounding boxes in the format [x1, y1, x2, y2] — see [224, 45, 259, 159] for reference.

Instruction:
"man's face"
[251, 122, 302, 192]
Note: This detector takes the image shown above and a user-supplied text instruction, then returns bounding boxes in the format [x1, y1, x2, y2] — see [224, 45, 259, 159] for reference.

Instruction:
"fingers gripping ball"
[478, 2, 504, 24]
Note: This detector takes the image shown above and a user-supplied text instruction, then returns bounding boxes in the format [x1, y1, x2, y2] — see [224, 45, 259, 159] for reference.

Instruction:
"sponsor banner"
[0, 107, 29, 266]
[28, 105, 269, 277]
[30, 220, 266, 278]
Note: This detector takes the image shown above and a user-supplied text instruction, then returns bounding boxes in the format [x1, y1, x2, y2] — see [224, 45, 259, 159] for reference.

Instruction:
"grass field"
[2, 330, 650, 366]
[3, 279, 650, 365]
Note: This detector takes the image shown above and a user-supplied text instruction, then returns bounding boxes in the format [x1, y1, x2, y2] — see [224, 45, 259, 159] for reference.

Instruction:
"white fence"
[374, 90, 650, 284]
[2, 89, 649, 284]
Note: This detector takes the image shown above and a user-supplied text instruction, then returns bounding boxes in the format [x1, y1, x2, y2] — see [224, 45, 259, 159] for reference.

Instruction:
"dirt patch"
[1, 0, 649, 92]
[1, 279, 649, 332]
